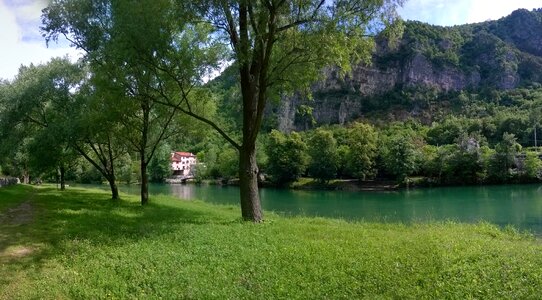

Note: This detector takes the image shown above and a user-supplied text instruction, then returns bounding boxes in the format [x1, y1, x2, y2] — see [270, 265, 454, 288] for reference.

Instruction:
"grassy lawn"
[1, 184, 541, 299]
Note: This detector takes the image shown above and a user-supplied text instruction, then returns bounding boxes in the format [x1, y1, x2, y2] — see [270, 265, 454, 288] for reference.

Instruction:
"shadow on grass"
[0, 185, 240, 282]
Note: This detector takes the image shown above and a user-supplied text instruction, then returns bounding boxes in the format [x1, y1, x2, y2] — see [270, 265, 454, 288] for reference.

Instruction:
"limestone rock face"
[275, 8, 542, 132]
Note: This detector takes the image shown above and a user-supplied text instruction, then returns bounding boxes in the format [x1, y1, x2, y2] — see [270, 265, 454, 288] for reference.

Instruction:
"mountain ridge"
[275, 8, 542, 131]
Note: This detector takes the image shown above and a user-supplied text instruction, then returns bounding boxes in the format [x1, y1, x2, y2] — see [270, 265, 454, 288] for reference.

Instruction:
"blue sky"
[0, 0, 541, 80]
[0, 0, 81, 81]
[399, 0, 541, 26]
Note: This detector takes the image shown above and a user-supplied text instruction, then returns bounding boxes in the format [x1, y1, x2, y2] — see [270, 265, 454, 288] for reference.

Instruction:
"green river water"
[76, 183, 542, 235]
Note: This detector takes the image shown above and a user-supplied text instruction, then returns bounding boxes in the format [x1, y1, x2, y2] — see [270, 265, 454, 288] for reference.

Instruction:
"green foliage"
[0, 58, 83, 183]
[265, 130, 308, 186]
[43, 0, 225, 203]
[489, 133, 522, 182]
[346, 123, 378, 180]
[380, 134, 418, 182]
[217, 147, 239, 180]
[336, 145, 352, 178]
[116, 154, 136, 184]
[307, 129, 339, 183]
[148, 145, 172, 183]
[426, 117, 465, 146]
[77, 162, 105, 184]
[522, 151, 542, 179]
[439, 135, 484, 184]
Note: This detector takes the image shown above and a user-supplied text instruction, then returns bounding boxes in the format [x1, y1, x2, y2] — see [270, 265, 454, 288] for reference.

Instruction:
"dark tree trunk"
[59, 165, 65, 191]
[107, 138, 119, 200]
[238, 143, 263, 222]
[140, 158, 149, 205]
[108, 177, 119, 200]
[74, 142, 120, 200]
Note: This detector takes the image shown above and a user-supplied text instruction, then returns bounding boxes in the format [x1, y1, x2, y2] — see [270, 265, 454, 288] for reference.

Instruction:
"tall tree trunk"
[23, 169, 29, 184]
[140, 101, 150, 206]
[107, 138, 119, 200]
[239, 143, 263, 222]
[140, 158, 149, 205]
[59, 165, 65, 191]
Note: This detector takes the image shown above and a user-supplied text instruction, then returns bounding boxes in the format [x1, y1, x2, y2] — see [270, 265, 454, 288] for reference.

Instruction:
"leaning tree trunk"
[108, 176, 119, 200]
[107, 139, 119, 200]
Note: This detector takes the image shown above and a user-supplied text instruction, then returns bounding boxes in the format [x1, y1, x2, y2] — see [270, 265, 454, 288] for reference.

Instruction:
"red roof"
[175, 152, 194, 157]
[171, 152, 196, 162]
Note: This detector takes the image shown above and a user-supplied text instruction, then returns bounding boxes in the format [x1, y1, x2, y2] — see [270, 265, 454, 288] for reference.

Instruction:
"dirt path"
[0, 201, 35, 226]
[0, 190, 37, 260]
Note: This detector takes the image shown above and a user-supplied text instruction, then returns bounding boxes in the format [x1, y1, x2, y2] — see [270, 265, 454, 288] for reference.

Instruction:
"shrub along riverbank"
[1, 185, 541, 299]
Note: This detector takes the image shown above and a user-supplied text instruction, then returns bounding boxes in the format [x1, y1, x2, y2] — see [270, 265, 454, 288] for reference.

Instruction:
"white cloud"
[398, 0, 471, 26]
[467, 0, 541, 23]
[0, 0, 82, 81]
[398, 0, 542, 26]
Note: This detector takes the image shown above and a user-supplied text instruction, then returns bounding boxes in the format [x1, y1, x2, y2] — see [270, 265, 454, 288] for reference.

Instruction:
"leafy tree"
[307, 129, 339, 183]
[418, 144, 439, 179]
[265, 130, 308, 185]
[78, 161, 104, 184]
[68, 83, 128, 199]
[218, 147, 239, 180]
[381, 134, 417, 183]
[117, 154, 136, 184]
[0, 115, 32, 183]
[336, 145, 351, 179]
[3, 62, 127, 199]
[44, 0, 402, 220]
[426, 117, 465, 146]
[489, 133, 522, 182]
[148, 145, 172, 183]
[0, 58, 83, 189]
[528, 107, 541, 148]
[443, 134, 484, 184]
[43, 0, 221, 204]
[495, 114, 530, 145]
[174, 0, 403, 221]
[347, 122, 378, 180]
[522, 151, 542, 180]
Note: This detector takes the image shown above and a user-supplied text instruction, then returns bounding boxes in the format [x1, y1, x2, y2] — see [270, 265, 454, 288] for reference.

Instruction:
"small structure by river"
[0, 177, 20, 188]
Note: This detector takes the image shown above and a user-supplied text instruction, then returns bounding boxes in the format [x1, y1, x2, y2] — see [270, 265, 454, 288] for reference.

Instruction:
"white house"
[171, 152, 197, 176]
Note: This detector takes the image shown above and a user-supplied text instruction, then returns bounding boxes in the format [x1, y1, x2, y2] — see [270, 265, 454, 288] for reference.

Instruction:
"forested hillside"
[202, 8, 542, 186]
[241, 8, 542, 132]
[2, 6, 542, 188]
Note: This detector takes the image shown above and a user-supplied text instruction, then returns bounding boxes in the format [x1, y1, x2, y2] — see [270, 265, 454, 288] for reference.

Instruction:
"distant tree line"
[191, 116, 542, 187]
[260, 121, 541, 186]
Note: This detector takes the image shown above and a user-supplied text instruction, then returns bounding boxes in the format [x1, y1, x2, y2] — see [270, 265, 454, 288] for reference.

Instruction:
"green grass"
[1, 184, 542, 299]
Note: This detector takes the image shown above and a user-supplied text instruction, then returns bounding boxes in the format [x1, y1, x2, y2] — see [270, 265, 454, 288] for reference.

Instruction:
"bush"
[265, 130, 308, 185]
[488, 133, 521, 182]
[148, 146, 172, 183]
[346, 123, 378, 180]
[381, 134, 418, 183]
[307, 129, 339, 183]
[217, 147, 239, 180]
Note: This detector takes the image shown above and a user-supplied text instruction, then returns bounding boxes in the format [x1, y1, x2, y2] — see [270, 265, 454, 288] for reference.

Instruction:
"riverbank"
[289, 178, 399, 191]
[1, 185, 541, 299]
[202, 177, 400, 191]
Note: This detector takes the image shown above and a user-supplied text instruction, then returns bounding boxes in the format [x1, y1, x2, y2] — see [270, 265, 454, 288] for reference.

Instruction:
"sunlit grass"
[1, 184, 541, 299]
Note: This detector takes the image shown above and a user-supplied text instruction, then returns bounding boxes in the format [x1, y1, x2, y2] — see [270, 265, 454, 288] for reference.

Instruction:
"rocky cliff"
[277, 8, 542, 132]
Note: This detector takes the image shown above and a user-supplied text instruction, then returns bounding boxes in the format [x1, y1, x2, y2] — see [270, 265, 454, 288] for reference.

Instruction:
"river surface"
[76, 183, 542, 235]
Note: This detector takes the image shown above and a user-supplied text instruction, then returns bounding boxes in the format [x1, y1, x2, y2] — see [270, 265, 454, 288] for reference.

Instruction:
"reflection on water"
[75, 183, 542, 235]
